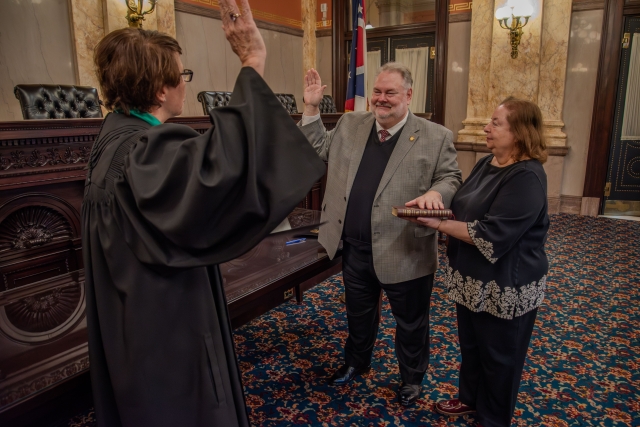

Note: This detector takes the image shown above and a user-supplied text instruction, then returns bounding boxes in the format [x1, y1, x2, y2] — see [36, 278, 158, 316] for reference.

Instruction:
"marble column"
[457, 0, 495, 145]
[68, 0, 176, 97]
[68, 0, 105, 89]
[457, 0, 572, 213]
[157, 0, 177, 38]
[459, 0, 572, 144]
[302, 0, 317, 74]
[538, 0, 572, 146]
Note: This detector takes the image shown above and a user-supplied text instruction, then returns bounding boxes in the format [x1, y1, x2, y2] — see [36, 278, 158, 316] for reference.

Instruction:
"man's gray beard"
[373, 108, 394, 120]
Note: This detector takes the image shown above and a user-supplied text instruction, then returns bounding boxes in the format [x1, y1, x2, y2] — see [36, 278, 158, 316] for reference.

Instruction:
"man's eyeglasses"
[180, 69, 194, 82]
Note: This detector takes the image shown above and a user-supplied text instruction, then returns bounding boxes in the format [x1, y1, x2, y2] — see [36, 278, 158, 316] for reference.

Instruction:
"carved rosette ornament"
[4, 285, 82, 333]
[0, 206, 72, 252]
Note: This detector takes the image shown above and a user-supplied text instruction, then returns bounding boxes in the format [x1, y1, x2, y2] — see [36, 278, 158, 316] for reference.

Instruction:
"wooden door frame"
[331, 0, 449, 125]
[583, 0, 640, 207]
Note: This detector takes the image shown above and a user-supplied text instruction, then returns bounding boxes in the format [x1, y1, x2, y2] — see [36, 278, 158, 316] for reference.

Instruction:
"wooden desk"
[223, 208, 341, 328]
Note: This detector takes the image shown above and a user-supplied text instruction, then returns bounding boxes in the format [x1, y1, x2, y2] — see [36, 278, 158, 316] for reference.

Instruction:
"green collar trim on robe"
[114, 109, 162, 127]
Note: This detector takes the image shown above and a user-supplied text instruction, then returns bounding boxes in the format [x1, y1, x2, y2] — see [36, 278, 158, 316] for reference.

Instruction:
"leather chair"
[319, 95, 337, 113]
[197, 91, 232, 114]
[14, 84, 103, 119]
[198, 91, 299, 115]
[273, 93, 298, 114]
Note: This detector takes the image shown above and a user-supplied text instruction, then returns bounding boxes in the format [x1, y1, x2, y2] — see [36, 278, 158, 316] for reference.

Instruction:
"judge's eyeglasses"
[180, 69, 194, 82]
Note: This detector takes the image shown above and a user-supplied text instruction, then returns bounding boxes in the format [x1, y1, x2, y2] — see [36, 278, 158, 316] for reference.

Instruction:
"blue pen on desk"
[285, 238, 306, 246]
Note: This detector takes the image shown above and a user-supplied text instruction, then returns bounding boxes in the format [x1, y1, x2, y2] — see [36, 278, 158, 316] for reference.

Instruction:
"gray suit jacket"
[299, 111, 462, 284]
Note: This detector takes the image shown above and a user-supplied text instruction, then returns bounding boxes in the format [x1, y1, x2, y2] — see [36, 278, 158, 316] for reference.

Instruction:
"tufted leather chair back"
[14, 85, 103, 119]
[319, 95, 337, 113]
[273, 93, 298, 114]
[197, 91, 232, 114]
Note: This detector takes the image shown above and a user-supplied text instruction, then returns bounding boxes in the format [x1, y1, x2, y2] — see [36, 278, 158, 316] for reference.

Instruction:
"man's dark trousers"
[342, 239, 434, 385]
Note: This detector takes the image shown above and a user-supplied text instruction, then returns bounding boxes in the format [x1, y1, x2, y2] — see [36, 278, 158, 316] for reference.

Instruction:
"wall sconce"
[495, 0, 534, 59]
[126, 0, 157, 28]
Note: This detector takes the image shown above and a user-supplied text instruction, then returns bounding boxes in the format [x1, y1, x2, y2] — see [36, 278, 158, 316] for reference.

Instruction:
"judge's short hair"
[375, 62, 413, 89]
[500, 97, 548, 164]
[94, 28, 182, 114]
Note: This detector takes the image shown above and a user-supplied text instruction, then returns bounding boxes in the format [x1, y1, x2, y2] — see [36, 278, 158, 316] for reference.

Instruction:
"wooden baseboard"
[550, 195, 599, 216]
[559, 195, 583, 215]
[0, 371, 92, 427]
[580, 197, 600, 216]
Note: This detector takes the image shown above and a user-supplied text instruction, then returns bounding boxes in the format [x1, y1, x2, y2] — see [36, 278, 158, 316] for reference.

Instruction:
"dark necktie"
[379, 129, 391, 142]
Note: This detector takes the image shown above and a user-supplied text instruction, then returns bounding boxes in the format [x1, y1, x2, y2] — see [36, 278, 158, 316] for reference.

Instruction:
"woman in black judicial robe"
[415, 98, 550, 427]
[82, 2, 325, 426]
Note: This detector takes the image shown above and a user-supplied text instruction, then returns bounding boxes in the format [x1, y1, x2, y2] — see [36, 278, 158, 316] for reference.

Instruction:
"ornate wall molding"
[573, 0, 605, 11]
[449, 11, 471, 22]
[0, 147, 90, 171]
[175, 0, 304, 37]
[0, 345, 88, 410]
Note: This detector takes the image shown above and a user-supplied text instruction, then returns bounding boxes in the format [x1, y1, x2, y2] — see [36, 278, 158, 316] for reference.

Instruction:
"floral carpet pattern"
[58, 215, 639, 426]
[236, 214, 639, 427]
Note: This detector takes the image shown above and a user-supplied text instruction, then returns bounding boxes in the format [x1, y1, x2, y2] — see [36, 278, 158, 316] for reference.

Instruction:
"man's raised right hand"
[303, 68, 327, 116]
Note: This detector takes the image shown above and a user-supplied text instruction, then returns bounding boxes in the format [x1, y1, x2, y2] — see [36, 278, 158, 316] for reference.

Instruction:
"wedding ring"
[230, 12, 241, 21]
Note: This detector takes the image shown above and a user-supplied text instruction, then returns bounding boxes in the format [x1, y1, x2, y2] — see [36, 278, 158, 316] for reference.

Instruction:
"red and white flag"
[345, 0, 367, 112]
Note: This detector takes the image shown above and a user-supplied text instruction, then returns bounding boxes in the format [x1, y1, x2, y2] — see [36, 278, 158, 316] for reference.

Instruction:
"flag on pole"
[345, 0, 367, 112]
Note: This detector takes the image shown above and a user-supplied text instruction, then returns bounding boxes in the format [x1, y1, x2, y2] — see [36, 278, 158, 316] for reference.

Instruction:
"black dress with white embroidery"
[446, 155, 549, 319]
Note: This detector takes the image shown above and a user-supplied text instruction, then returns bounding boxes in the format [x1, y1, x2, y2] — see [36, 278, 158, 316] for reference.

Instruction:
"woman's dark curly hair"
[94, 28, 182, 114]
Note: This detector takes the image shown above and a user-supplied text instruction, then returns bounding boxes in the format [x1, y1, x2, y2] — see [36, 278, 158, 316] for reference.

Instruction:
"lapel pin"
[409, 136, 415, 142]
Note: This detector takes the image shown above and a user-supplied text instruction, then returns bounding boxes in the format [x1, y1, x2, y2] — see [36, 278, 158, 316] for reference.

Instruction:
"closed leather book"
[392, 206, 453, 218]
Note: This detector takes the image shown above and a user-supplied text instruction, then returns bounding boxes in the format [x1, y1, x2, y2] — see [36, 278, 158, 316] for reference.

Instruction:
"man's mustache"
[374, 103, 392, 108]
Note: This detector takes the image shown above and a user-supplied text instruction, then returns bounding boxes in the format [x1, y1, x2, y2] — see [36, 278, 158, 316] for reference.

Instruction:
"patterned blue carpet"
[235, 214, 640, 427]
[61, 214, 639, 426]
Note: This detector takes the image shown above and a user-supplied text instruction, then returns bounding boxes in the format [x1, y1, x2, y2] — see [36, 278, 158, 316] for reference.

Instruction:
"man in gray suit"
[298, 63, 462, 406]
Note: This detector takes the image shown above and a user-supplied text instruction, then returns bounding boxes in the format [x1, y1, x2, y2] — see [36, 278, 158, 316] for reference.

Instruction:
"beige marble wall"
[176, 11, 304, 116]
[316, 36, 333, 98]
[445, 21, 472, 142]
[0, 0, 77, 121]
[157, 0, 177, 38]
[488, 0, 544, 110]
[465, 0, 494, 120]
[445, 20, 474, 179]
[538, 0, 572, 146]
[68, 0, 105, 90]
[302, 0, 317, 75]
[560, 9, 603, 197]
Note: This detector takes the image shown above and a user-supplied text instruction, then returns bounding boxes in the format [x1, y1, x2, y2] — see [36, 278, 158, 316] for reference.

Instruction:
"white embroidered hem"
[445, 266, 546, 319]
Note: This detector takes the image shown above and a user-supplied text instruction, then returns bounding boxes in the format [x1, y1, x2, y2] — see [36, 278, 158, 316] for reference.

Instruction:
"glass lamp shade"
[495, 6, 511, 20]
[513, 2, 533, 17]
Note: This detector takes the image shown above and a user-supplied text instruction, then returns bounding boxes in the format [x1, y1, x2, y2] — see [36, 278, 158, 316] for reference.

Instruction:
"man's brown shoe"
[434, 398, 476, 416]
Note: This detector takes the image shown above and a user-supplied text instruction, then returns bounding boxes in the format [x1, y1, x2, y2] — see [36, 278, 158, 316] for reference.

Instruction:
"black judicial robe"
[82, 67, 325, 427]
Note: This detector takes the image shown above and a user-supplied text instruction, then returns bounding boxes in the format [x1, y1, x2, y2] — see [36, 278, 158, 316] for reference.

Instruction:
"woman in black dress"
[417, 97, 549, 427]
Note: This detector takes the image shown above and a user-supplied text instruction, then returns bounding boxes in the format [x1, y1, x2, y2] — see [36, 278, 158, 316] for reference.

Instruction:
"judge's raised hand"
[303, 68, 327, 116]
[220, 0, 266, 76]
